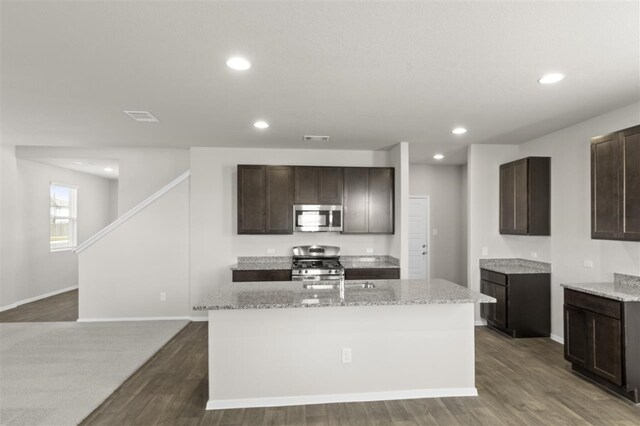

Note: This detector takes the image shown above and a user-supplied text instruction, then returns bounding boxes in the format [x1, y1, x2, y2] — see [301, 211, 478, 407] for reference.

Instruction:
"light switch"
[266, 248, 276, 254]
[366, 248, 374, 254]
[583, 259, 594, 268]
[482, 247, 489, 256]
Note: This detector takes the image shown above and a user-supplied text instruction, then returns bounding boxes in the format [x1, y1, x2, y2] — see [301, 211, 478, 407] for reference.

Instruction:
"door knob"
[422, 251, 426, 255]
[422, 244, 426, 248]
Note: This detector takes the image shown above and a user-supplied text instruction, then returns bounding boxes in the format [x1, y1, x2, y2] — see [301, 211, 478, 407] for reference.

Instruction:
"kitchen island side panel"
[207, 303, 475, 409]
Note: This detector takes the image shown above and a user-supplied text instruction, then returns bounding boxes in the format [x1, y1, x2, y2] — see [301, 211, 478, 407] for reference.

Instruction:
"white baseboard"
[0, 285, 78, 312]
[474, 320, 487, 326]
[189, 316, 208, 322]
[77, 316, 191, 323]
[206, 387, 478, 410]
[550, 334, 564, 345]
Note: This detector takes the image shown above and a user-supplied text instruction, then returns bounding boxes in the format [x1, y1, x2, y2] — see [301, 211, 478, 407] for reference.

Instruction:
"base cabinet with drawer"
[563, 288, 640, 403]
[344, 268, 400, 280]
[480, 269, 550, 338]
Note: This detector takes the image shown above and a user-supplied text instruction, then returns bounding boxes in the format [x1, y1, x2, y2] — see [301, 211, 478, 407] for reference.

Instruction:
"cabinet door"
[293, 167, 318, 204]
[513, 159, 529, 234]
[591, 134, 621, 239]
[564, 305, 589, 368]
[590, 312, 623, 386]
[237, 165, 266, 234]
[493, 283, 508, 329]
[368, 168, 394, 233]
[500, 163, 515, 233]
[266, 166, 293, 234]
[622, 126, 640, 240]
[480, 280, 492, 320]
[343, 168, 369, 233]
[318, 167, 343, 205]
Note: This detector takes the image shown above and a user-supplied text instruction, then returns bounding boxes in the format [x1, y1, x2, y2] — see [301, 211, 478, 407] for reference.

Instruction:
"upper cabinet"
[237, 165, 293, 234]
[238, 165, 394, 235]
[591, 125, 640, 241]
[499, 157, 551, 236]
[343, 167, 395, 234]
[293, 167, 343, 205]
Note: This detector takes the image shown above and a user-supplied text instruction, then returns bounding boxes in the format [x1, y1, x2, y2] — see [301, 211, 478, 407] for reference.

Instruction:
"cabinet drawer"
[564, 288, 621, 320]
[232, 269, 292, 282]
[344, 268, 400, 280]
[480, 269, 507, 286]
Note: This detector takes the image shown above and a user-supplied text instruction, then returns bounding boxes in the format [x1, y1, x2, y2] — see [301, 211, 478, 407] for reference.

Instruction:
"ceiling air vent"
[303, 135, 330, 142]
[123, 110, 159, 122]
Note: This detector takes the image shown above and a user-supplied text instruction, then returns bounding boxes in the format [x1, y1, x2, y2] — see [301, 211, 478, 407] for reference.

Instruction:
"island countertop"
[193, 278, 495, 310]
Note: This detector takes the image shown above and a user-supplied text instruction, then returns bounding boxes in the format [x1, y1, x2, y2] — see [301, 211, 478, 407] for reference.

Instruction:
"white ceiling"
[1, 1, 639, 165]
[27, 157, 119, 179]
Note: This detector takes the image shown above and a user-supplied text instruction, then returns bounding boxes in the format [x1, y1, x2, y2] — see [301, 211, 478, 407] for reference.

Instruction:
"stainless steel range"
[292, 245, 344, 281]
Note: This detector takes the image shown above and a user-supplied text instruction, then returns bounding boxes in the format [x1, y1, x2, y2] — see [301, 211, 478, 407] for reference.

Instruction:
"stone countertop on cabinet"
[561, 273, 640, 302]
[194, 278, 495, 311]
[479, 258, 551, 275]
[230, 255, 400, 271]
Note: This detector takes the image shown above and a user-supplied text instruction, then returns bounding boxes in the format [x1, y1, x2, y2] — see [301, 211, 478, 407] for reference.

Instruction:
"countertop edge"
[560, 283, 640, 302]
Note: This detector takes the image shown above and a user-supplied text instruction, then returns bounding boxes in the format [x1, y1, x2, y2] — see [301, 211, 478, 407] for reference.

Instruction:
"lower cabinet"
[232, 270, 292, 282]
[480, 269, 550, 338]
[344, 268, 400, 280]
[563, 288, 639, 402]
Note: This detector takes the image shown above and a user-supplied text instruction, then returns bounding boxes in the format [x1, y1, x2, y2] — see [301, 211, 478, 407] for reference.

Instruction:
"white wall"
[390, 142, 409, 278]
[0, 145, 112, 310]
[78, 179, 190, 320]
[108, 179, 119, 222]
[409, 164, 466, 285]
[190, 146, 407, 316]
[14, 146, 190, 216]
[467, 102, 640, 336]
[116, 149, 189, 215]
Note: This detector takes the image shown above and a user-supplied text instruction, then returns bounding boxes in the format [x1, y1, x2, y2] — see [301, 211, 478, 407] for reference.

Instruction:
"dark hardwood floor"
[82, 323, 640, 425]
[0, 289, 78, 322]
[4, 290, 639, 424]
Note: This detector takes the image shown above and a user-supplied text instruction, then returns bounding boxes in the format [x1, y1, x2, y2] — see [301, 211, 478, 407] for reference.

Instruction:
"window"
[50, 183, 78, 251]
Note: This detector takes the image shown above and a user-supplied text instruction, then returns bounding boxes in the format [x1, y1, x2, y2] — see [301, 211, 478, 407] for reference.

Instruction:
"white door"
[408, 197, 429, 279]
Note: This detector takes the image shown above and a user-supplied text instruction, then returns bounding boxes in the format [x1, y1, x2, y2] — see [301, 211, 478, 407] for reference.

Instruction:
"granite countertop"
[231, 255, 400, 271]
[193, 278, 495, 311]
[479, 258, 551, 275]
[561, 273, 640, 302]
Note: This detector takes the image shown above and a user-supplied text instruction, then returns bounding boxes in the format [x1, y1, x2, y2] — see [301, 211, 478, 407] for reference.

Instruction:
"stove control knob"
[304, 270, 308, 274]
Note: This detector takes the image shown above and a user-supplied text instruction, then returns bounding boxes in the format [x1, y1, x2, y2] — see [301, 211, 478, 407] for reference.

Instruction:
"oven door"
[293, 205, 342, 232]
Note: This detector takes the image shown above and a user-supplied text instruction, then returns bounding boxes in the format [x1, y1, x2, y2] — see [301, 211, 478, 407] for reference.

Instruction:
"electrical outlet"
[433, 228, 438, 236]
[531, 252, 538, 258]
[342, 348, 352, 364]
[160, 292, 167, 302]
[583, 259, 594, 269]
[266, 248, 276, 254]
[366, 248, 374, 254]
[482, 247, 489, 256]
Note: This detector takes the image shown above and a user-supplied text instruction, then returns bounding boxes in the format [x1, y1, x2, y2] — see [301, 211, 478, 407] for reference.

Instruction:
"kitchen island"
[194, 278, 495, 410]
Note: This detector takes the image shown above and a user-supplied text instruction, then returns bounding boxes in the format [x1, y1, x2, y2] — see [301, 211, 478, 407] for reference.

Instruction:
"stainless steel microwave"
[293, 205, 342, 232]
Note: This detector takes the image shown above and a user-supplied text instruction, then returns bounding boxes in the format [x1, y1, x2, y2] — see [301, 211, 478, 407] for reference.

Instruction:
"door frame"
[409, 195, 430, 279]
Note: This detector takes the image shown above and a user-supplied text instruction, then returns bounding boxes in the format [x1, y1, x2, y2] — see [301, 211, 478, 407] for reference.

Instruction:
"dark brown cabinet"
[293, 167, 343, 205]
[237, 165, 293, 234]
[563, 288, 640, 402]
[344, 268, 399, 280]
[232, 269, 292, 282]
[480, 269, 550, 338]
[499, 157, 550, 236]
[343, 167, 394, 234]
[591, 124, 640, 241]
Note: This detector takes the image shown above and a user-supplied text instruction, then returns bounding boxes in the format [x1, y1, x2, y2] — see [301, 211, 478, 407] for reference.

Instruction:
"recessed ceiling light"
[253, 121, 269, 129]
[433, 154, 444, 160]
[104, 167, 114, 172]
[123, 110, 159, 122]
[226, 57, 251, 71]
[73, 161, 84, 165]
[538, 73, 565, 85]
[452, 127, 467, 135]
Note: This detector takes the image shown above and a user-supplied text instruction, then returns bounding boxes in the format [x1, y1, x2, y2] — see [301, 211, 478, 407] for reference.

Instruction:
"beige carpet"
[0, 320, 189, 426]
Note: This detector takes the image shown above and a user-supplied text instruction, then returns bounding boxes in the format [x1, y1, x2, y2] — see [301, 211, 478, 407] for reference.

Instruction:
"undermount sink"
[303, 282, 376, 290]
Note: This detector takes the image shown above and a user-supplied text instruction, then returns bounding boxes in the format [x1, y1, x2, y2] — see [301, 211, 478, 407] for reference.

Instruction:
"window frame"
[49, 182, 78, 252]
